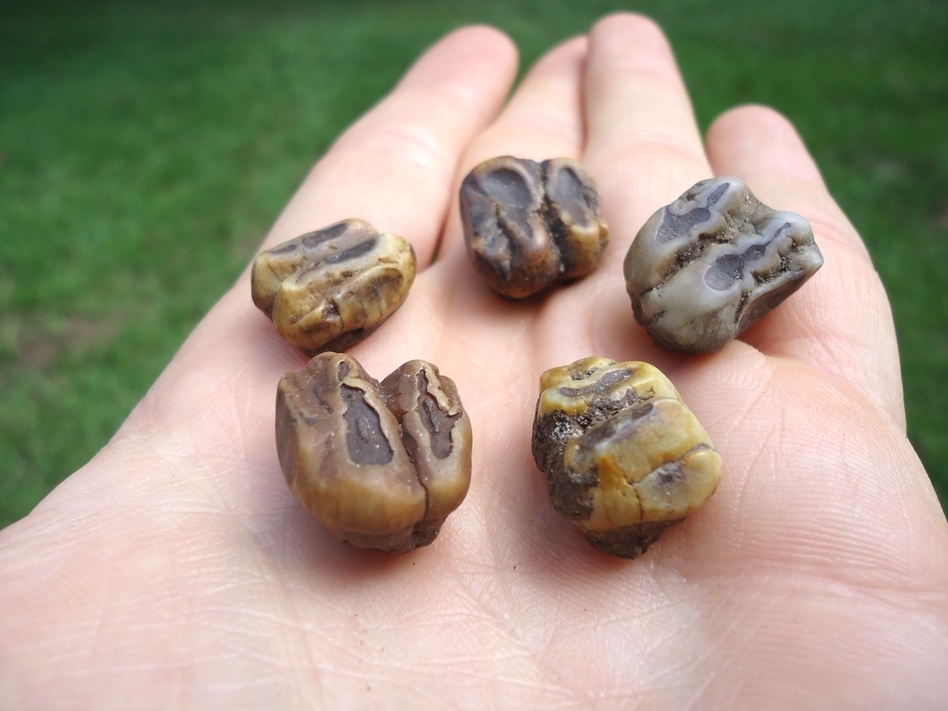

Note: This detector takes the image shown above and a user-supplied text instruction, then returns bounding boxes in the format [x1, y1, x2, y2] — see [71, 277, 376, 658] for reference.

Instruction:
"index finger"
[706, 106, 905, 425]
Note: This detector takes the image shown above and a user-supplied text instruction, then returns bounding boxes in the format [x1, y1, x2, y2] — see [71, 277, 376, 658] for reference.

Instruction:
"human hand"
[2, 13, 946, 708]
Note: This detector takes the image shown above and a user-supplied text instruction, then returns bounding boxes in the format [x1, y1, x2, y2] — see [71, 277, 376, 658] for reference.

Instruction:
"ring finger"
[439, 34, 589, 266]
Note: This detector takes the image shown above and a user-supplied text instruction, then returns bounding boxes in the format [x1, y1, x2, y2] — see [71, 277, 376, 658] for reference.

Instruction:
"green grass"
[1, 0, 946, 526]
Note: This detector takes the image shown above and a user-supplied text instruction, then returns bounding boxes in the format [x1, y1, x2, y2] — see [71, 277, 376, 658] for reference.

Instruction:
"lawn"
[1, 0, 946, 527]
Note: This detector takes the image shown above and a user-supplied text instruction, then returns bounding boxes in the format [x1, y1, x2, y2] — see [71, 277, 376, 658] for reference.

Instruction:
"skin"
[1, 13, 946, 709]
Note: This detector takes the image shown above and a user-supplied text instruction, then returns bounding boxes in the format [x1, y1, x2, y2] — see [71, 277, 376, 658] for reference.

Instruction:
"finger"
[121, 26, 519, 438]
[536, 13, 713, 366]
[352, 37, 590, 547]
[439, 35, 588, 263]
[260, 25, 519, 268]
[582, 13, 711, 259]
[706, 105, 904, 425]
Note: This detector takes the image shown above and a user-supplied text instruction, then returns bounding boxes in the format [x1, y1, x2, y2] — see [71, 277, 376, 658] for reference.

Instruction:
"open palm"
[3, 14, 946, 709]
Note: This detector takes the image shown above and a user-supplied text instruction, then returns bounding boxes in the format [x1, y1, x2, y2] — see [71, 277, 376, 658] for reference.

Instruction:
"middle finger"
[583, 12, 711, 253]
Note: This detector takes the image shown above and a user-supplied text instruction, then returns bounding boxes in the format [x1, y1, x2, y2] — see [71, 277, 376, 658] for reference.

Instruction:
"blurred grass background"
[1, 0, 945, 527]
